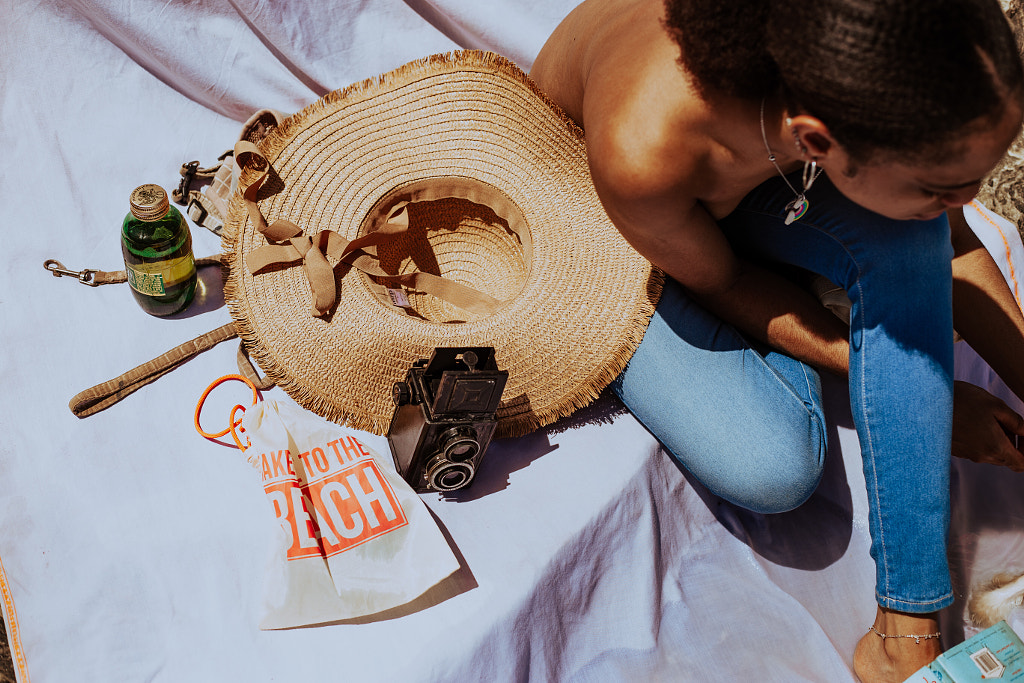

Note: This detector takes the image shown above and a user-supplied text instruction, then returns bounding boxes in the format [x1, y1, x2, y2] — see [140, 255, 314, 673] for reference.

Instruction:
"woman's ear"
[787, 114, 836, 161]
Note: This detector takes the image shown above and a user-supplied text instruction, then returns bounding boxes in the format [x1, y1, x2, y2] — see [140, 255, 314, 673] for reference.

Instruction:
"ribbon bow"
[235, 141, 502, 318]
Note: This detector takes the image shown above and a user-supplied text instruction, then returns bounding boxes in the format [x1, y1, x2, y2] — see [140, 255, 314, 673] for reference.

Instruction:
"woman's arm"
[581, 80, 851, 377]
[595, 171, 852, 376]
[947, 206, 1024, 469]
[950, 206, 1024, 402]
[533, 0, 850, 376]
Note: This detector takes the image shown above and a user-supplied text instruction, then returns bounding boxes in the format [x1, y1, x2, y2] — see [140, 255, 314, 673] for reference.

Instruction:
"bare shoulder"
[532, 0, 770, 295]
[532, 0, 688, 127]
[573, 1, 712, 200]
[533, 0, 751, 216]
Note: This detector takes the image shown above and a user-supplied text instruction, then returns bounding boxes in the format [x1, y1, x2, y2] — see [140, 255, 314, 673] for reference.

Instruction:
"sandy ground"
[978, 1, 1024, 241]
[0, 618, 14, 682]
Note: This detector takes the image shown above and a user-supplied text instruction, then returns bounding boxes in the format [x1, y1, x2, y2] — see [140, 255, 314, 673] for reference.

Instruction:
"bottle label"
[126, 255, 195, 296]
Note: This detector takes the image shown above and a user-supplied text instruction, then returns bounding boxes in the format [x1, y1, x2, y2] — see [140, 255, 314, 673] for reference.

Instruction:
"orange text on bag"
[264, 449, 410, 560]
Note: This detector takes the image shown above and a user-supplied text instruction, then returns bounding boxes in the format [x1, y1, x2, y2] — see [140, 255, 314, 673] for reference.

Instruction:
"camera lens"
[439, 426, 480, 463]
[425, 455, 475, 492]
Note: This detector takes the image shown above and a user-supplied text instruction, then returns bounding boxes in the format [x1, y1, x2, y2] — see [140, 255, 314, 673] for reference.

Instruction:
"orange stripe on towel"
[969, 200, 1023, 313]
[0, 556, 30, 682]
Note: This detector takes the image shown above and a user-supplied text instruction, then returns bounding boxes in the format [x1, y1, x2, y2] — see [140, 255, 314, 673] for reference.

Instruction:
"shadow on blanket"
[443, 389, 634, 502]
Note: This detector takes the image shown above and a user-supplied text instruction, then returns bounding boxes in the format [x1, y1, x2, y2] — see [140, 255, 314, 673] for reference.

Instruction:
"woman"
[531, 0, 1024, 681]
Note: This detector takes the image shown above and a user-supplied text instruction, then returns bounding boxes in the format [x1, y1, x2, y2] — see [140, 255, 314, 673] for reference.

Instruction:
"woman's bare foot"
[852, 607, 942, 683]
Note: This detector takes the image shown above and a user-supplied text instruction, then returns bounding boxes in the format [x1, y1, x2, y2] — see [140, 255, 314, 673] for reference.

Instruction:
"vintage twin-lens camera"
[387, 347, 508, 493]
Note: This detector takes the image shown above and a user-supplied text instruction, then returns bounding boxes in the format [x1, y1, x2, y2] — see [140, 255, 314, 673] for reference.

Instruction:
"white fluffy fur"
[969, 572, 1024, 628]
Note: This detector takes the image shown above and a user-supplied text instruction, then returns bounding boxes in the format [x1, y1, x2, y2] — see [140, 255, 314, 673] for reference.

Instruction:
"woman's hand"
[952, 380, 1024, 471]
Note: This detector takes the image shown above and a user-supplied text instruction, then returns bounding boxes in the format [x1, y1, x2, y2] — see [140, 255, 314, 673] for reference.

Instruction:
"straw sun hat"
[222, 50, 662, 439]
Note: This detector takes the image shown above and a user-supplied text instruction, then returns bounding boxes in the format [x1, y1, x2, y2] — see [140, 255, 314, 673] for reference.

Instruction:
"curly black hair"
[663, 0, 1024, 162]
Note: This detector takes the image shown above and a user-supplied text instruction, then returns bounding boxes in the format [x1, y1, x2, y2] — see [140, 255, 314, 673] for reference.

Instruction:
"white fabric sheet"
[2, 2, 1023, 681]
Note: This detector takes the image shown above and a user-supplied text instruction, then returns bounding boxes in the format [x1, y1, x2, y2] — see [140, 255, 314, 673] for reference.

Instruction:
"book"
[904, 620, 1024, 682]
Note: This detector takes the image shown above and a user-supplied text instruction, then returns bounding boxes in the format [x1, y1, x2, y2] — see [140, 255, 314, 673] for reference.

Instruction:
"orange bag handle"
[195, 374, 259, 450]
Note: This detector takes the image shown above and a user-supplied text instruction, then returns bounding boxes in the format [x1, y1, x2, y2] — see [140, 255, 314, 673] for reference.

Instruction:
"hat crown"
[357, 178, 531, 324]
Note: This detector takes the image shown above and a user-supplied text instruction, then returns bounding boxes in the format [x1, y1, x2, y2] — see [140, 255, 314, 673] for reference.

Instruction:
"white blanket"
[2, 2, 1023, 681]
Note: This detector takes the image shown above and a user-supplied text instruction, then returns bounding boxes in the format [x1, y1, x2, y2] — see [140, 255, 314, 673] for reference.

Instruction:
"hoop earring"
[802, 159, 819, 193]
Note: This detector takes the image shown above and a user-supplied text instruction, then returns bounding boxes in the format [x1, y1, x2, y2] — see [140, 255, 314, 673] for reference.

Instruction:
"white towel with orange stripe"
[967, 200, 1024, 313]
[3, 2, 1024, 681]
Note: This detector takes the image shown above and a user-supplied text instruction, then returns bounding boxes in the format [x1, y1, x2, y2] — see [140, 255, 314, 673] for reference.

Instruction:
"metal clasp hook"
[173, 160, 200, 205]
[43, 259, 100, 286]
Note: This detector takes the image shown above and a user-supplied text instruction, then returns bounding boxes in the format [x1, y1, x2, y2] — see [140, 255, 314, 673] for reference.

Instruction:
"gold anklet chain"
[868, 625, 941, 644]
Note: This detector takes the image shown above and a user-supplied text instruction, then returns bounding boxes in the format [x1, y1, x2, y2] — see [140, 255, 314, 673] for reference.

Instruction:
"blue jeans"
[613, 173, 955, 613]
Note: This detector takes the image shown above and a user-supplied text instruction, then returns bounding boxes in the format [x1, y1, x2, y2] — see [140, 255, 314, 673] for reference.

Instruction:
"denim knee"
[613, 374, 827, 515]
[611, 275, 828, 516]
[710, 409, 826, 515]
[753, 420, 826, 514]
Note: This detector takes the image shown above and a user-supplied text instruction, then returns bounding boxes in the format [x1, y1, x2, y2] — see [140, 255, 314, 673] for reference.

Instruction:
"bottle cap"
[129, 184, 170, 221]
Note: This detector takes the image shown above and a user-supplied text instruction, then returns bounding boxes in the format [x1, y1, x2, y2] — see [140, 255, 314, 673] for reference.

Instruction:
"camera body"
[387, 347, 508, 493]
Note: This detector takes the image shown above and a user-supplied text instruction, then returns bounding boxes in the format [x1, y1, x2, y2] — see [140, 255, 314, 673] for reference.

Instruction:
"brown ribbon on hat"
[235, 141, 503, 318]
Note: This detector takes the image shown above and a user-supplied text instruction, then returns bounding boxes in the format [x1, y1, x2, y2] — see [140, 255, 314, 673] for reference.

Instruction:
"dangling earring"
[759, 98, 825, 225]
[784, 158, 824, 225]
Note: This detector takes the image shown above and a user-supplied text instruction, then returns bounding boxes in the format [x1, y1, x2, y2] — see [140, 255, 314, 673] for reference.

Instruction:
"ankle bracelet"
[868, 625, 941, 644]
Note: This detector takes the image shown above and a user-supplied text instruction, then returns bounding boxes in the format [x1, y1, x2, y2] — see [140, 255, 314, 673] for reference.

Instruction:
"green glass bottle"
[121, 184, 197, 316]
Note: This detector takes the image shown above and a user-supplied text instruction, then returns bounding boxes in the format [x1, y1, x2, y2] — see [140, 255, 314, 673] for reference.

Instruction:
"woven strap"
[89, 269, 130, 285]
[46, 256, 224, 287]
[69, 320, 273, 418]
[70, 323, 240, 418]
[66, 254, 274, 417]
[235, 141, 503, 318]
